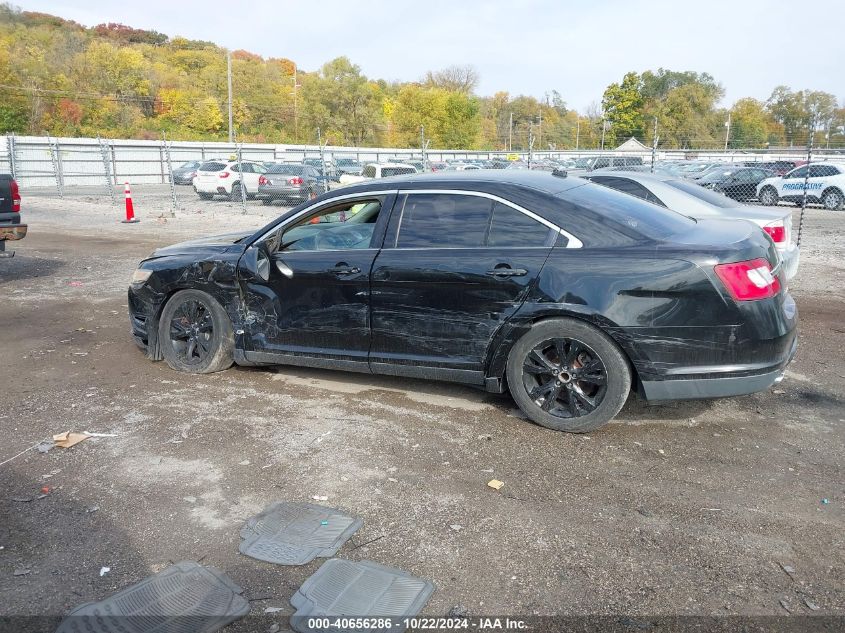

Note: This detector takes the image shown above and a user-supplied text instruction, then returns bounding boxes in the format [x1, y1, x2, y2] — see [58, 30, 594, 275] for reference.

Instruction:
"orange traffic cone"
[122, 182, 139, 224]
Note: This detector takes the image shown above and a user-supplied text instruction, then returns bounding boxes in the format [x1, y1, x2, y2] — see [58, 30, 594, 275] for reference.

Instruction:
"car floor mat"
[239, 502, 363, 566]
[289, 559, 434, 633]
[55, 561, 250, 633]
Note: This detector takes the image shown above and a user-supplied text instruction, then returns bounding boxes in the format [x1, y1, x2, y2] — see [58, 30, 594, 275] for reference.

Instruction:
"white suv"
[757, 162, 845, 210]
[193, 159, 267, 201]
[338, 162, 417, 185]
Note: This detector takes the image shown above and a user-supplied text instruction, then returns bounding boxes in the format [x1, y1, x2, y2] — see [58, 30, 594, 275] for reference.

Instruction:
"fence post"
[163, 133, 178, 217]
[796, 127, 815, 248]
[97, 135, 117, 205]
[55, 138, 65, 190]
[236, 143, 247, 215]
[6, 134, 16, 180]
[159, 142, 165, 184]
[47, 135, 63, 198]
[110, 141, 117, 185]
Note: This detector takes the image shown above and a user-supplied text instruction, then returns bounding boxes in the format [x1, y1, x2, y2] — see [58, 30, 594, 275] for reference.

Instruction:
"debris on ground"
[449, 524, 463, 531]
[779, 562, 796, 579]
[821, 498, 830, 504]
[310, 495, 328, 501]
[779, 598, 793, 613]
[447, 604, 470, 618]
[99, 566, 110, 577]
[803, 598, 820, 611]
[36, 441, 54, 454]
[13, 568, 31, 576]
[487, 479, 504, 491]
[268, 624, 280, 633]
[53, 431, 88, 449]
[264, 607, 285, 614]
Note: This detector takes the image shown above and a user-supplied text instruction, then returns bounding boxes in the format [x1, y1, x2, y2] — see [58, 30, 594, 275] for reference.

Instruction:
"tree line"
[1, 4, 842, 150]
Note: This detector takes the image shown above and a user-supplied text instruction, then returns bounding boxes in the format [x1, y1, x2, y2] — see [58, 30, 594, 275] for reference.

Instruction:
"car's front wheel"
[506, 318, 631, 433]
[759, 186, 779, 207]
[158, 289, 234, 374]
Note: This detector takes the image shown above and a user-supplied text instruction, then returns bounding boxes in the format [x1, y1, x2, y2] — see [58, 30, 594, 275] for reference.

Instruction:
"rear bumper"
[0, 223, 27, 241]
[257, 185, 310, 201]
[781, 243, 800, 280]
[640, 332, 797, 401]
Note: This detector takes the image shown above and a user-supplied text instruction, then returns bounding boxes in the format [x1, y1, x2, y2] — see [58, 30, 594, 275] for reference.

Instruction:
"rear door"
[369, 191, 557, 380]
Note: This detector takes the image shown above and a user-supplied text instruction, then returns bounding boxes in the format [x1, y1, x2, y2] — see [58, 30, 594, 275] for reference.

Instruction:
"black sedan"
[696, 167, 775, 201]
[128, 171, 797, 433]
[256, 164, 327, 205]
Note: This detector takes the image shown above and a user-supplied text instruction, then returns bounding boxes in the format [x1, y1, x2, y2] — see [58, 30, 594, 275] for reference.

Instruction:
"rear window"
[268, 165, 305, 175]
[561, 183, 696, 240]
[665, 178, 737, 208]
[198, 161, 225, 172]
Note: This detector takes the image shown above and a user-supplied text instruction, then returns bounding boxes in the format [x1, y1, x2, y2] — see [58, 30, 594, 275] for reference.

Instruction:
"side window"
[238, 164, 253, 173]
[488, 202, 552, 247]
[613, 179, 653, 201]
[787, 166, 808, 179]
[362, 165, 377, 178]
[811, 165, 838, 177]
[396, 194, 492, 248]
[281, 199, 383, 252]
[252, 163, 266, 174]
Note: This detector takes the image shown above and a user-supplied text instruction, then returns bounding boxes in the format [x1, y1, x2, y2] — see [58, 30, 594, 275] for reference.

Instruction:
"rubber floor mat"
[55, 561, 250, 633]
[239, 502, 363, 565]
[289, 559, 434, 633]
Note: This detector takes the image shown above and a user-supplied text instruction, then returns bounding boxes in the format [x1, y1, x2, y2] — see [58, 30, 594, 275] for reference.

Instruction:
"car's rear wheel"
[822, 188, 844, 211]
[197, 191, 213, 200]
[158, 289, 234, 374]
[759, 186, 779, 207]
[506, 318, 631, 433]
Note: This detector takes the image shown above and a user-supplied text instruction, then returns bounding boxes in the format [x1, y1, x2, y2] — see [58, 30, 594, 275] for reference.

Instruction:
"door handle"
[486, 267, 528, 277]
[329, 264, 361, 275]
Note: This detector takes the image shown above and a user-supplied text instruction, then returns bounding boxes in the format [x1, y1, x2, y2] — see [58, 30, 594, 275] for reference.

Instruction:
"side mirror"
[240, 242, 271, 282]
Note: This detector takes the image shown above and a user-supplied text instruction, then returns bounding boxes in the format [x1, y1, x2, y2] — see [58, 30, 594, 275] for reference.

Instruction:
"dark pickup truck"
[0, 173, 25, 256]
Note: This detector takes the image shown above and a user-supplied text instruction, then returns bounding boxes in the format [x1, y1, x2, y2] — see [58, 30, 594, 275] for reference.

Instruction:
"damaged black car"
[128, 171, 797, 433]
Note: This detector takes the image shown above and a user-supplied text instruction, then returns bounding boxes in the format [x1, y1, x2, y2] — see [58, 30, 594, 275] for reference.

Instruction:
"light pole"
[724, 112, 731, 152]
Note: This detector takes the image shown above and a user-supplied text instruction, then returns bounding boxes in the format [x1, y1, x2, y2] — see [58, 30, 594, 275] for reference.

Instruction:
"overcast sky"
[16, 0, 845, 111]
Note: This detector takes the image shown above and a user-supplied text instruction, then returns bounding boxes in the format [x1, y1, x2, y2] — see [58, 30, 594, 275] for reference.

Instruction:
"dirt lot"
[1, 186, 843, 630]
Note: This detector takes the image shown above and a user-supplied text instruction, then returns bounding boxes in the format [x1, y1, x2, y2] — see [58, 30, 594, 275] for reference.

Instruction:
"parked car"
[335, 158, 363, 178]
[695, 167, 776, 201]
[172, 161, 202, 185]
[193, 159, 267, 201]
[338, 162, 418, 184]
[257, 164, 327, 205]
[0, 173, 25, 256]
[428, 161, 449, 172]
[756, 162, 845, 210]
[128, 171, 796, 433]
[743, 160, 806, 176]
[585, 170, 799, 279]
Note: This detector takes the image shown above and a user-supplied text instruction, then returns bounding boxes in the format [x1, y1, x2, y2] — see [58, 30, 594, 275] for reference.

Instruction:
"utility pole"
[227, 50, 233, 143]
[527, 122, 535, 168]
[575, 118, 580, 151]
[723, 112, 731, 152]
[508, 112, 513, 152]
[538, 112, 543, 149]
[650, 116, 658, 173]
[293, 64, 299, 143]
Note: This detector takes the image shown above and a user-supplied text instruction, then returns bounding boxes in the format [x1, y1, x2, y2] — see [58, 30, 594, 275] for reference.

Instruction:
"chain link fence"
[4, 134, 844, 218]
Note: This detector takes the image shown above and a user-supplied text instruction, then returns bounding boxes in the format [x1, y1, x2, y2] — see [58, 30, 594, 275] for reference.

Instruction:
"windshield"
[267, 165, 305, 175]
[198, 161, 225, 172]
[665, 178, 737, 208]
[697, 169, 738, 183]
[381, 167, 415, 177]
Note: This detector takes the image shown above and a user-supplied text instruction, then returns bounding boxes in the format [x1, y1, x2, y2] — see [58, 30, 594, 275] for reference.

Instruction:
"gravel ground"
[0, 187, 843, 631]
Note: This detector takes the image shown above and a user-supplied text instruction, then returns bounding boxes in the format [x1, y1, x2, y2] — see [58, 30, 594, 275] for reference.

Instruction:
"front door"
[243, 193, 395, 364]
[369, 191, 557, 381]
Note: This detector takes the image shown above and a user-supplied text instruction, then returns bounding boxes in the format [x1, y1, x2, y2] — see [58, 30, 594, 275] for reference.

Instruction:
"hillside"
[0, 4, 841, 150]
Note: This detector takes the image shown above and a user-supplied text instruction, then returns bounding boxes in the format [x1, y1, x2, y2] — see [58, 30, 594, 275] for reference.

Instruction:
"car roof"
[331, 169, 586, 194]
[367, 162, 417, 168]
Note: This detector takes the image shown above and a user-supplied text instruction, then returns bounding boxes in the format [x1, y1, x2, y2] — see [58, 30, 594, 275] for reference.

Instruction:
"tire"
[197, 192, 213, 200]
[261, 198, 272, 205]
[822, 188, 844, 211]
[759, 186, 779, 207]
[158, 289, 234, 374]
[506, 318, 631, 433]
[230, 182, 244, 202]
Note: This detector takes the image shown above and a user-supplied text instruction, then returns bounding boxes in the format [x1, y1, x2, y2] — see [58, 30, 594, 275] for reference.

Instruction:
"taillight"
[219, 171, 230, 178]
[258, 175, 268, 186]
[288, 177, 303, 186]
[714, 258, 781, 301]
[10, 179, 20, 212]
[763, 221, 786, 244]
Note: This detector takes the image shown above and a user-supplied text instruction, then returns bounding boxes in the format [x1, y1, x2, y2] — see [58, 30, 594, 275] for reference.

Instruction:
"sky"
[14, 0, 845, 111]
